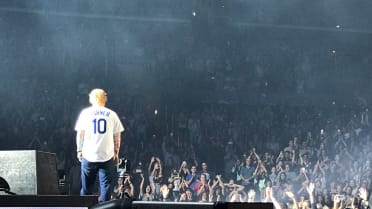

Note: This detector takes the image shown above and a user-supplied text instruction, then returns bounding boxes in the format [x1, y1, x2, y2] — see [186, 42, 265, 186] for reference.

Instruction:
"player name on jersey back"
[92, 110, 111, 117]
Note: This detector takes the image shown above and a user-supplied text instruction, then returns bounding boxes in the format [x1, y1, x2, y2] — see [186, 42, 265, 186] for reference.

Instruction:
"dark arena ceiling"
[0, 0, 372, 107]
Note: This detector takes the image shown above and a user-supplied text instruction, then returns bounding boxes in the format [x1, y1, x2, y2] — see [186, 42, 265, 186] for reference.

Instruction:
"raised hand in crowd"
[285, 191, 299, 209]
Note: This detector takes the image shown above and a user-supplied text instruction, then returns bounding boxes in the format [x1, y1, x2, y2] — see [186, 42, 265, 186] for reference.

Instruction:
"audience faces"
[6, 92, 371, 207]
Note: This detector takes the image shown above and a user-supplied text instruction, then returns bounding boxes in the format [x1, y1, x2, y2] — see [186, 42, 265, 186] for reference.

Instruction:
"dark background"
[0, 0, 371, 176]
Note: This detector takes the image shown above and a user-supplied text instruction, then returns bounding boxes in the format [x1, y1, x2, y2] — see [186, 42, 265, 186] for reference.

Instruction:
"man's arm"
[76, 130, 85, 162]
[127, 176, 134, 197]
[114, 132, 121, 165]
[139, 173, 144, 196]
[306, 182, 316, 209]
[286, 191, 299, 209]
[156, 157, 163, 178]
[266, 187, 282, 209]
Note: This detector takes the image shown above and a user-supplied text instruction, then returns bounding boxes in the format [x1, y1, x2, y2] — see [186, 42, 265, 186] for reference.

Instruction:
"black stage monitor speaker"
[0, 150, 59, 195]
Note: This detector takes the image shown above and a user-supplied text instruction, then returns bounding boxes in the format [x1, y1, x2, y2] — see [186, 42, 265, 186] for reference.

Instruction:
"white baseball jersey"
[75, 106, 124, 162]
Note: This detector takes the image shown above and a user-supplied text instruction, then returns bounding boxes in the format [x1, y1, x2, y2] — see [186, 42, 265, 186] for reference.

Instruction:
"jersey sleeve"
[74, 109, 87, 131]
[113, 112, 125, 134]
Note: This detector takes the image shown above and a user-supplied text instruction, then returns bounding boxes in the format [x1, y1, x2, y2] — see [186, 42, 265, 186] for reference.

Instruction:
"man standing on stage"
[75, 88, 124, 202]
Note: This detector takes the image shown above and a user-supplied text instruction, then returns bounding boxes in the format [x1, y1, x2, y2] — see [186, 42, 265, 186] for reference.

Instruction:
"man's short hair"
[89, 88, 107, 105]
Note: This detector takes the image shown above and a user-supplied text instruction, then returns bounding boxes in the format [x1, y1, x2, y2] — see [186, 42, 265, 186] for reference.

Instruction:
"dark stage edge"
[92, 200, 274, 209]
[0, 195, 98, 207]
[133, 201, 273, 209]
[0, 196, 273, 209]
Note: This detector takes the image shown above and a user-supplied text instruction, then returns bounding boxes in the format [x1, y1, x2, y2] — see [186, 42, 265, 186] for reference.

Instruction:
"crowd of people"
[1, 2, 371, 208]
[1, 81, 371, 208]
[73, 101, 371, 209]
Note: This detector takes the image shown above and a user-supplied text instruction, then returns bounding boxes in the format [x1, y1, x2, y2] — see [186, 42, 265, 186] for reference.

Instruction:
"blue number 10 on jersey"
[93, 118, 107, 134]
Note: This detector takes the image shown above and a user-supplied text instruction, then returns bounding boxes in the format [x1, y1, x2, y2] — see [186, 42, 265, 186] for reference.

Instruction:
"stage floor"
[0, 195, 98, 207]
